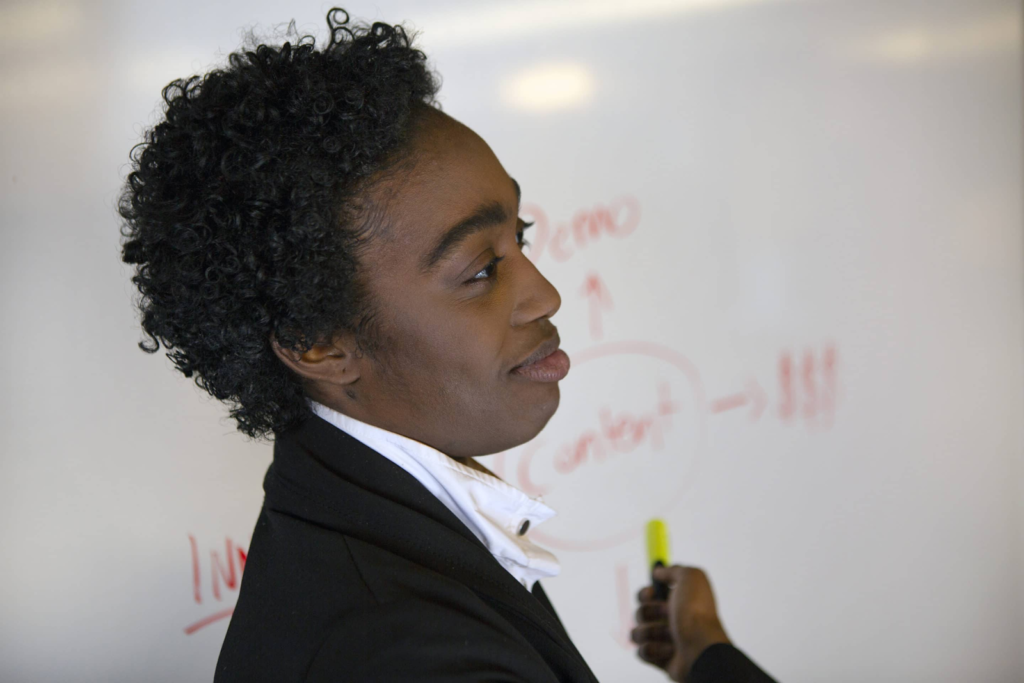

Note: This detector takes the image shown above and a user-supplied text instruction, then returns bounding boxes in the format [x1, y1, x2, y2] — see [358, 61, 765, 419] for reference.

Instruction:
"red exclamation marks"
[778, 345, 839, 430]
[779, 352, 796, 422]
[802, 349, 817, 426]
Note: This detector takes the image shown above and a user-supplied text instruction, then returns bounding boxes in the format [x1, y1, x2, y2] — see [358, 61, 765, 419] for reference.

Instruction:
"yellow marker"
[646, 519, 671, 600]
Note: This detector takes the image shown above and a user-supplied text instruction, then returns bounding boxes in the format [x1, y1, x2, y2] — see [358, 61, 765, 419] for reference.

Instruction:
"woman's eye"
[467, 220, 535, 284]
[470, 256, 504, 282]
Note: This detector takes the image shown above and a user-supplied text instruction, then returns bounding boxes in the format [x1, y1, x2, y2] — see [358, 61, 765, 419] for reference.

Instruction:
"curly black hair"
[119, 8, 440, 441]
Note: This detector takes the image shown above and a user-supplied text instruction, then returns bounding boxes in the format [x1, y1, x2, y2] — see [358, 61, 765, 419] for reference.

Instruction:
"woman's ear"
[269, 332, 362, 387]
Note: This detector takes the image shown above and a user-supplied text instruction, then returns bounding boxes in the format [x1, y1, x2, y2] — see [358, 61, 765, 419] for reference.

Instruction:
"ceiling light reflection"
[416, 0, 783, 49]
[500, 63, 596, 113]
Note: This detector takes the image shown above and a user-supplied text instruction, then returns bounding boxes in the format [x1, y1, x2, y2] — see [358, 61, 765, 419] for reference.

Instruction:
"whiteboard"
[1, 1, 1021, 681]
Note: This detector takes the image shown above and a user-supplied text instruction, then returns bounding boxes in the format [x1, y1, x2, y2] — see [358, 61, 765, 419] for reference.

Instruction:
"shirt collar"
[306, 399, 560, 589]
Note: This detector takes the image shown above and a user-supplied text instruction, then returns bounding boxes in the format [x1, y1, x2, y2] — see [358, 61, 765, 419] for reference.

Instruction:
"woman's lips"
[510, 348, 570, 382]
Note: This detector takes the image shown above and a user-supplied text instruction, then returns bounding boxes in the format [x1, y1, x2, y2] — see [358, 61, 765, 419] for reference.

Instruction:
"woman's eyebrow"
[419, 177, 522, 275]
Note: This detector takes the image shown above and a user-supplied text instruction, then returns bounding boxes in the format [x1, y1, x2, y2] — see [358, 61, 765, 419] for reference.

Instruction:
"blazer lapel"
[266, 414, 598, 682]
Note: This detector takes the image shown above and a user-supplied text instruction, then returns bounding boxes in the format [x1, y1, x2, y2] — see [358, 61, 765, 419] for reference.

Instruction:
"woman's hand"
[631, 565, 731, 682]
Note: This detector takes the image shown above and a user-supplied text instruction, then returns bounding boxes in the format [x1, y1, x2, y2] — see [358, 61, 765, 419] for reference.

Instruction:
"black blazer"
[215, 413, 600, 682]
[214, 413, 777, 683]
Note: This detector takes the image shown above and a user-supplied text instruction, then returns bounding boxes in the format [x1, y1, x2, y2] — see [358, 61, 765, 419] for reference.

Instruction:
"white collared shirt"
[307, 399, 561, 591]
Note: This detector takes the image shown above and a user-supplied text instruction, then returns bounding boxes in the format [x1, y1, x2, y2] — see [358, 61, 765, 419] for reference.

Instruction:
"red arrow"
[710, 379, 767, 421]
[579, 272, 614, 340]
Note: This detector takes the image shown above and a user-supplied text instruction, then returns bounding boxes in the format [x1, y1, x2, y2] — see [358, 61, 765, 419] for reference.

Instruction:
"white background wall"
[1, 1, 1022, 681]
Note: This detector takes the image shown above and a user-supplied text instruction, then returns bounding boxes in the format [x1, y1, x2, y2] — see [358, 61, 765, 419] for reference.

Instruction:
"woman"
[119, 8, 775, 683]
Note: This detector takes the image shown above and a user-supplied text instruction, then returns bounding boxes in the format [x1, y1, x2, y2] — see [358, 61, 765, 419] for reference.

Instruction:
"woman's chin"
[521, 385, 561, 441]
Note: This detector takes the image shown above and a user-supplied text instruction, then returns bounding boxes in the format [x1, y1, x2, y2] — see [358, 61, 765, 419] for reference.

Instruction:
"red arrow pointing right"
[709, 378, 767, 421]
[746, 378, 767, 421]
